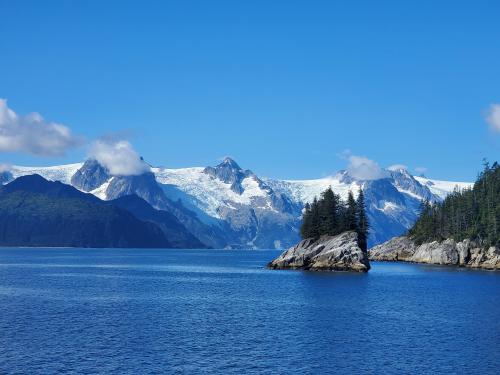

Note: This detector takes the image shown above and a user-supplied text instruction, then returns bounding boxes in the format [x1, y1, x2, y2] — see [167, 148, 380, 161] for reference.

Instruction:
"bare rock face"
[369, 236, 500, 270]
[267, 231, 370, 272]
[71, 159, 110, 192]
[411, 239, 459, 265]
[369, 236, 416, 261]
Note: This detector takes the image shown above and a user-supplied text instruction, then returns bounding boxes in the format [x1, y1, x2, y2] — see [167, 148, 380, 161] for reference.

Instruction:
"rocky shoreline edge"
[369, 236, 500, 270]
[267, 231, 370, 272]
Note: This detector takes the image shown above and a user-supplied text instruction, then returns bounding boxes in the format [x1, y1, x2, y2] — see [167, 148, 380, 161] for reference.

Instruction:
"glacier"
[5, 158, 472, 249]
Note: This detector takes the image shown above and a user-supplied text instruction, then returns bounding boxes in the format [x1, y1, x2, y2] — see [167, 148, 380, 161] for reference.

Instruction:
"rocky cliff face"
[203, 157, 249, 194]
[388, 168, 437, 203]
[71, 159, 109, 192]
[370, 236, 500, 270]
[267, 231, 370, 272]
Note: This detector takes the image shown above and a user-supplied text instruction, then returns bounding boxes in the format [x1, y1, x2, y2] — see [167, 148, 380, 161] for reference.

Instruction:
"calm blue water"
[0, 248, 498, 374]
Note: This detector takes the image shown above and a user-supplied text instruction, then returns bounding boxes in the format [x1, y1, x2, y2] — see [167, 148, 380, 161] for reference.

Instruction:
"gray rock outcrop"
[203, 157, 249, 194]
[369, 236, 500, 270]
[71, 159, 110, 192]
[267, 231, 370, 272]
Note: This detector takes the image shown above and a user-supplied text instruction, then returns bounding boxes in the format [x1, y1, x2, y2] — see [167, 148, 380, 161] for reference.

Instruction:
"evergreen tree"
[409, 161, 500, 247]
[300, 203, 312, 239]
[356, 189, 369, 252]
[309, 197, 321, 239]
[319, 187, 340, 235]
[345, 191, 358, 231]
[299, 187, 370, 251]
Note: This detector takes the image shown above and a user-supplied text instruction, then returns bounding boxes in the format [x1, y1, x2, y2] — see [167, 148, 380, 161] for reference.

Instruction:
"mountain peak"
[204, 158, 254, 194]
[387, 166, 410, 176]
[2, 174, 99, 202]
[220, 157, 241, 170]
[7, 173, 47, 186]
[71, 159, 110, 192]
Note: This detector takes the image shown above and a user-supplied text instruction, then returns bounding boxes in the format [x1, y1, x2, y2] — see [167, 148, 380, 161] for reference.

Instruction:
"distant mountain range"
[4, 158, 472, 249]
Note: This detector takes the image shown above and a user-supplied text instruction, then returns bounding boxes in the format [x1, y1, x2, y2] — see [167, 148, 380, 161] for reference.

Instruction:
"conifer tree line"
[409, 161, 500, 247]
[300, 187, 369, 251]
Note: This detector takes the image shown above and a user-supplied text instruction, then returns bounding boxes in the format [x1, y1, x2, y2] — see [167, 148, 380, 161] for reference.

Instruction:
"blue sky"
[1, 0, 499, 181]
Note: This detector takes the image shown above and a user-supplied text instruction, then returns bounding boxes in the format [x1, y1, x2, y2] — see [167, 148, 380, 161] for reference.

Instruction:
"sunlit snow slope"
[5, 159, 473, 249]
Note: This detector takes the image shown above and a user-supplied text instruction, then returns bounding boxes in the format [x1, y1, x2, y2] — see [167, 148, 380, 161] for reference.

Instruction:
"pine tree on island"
[345, 191, 358, 231]
[300, 202, 312, 240]
[319, 187, 340, 236]
[300, 186, 369, 251]
[355, 189, 369, 252]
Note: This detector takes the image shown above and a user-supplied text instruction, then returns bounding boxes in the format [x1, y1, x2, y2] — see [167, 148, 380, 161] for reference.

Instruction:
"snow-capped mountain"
[6, 158, 472, 249]
[153, 158, 302, 249]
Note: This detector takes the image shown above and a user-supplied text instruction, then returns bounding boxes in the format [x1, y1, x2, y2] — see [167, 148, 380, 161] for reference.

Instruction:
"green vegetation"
[300, 187, 369, 251]
[409, 161, 500, 247]
[0, 174, 170, 248]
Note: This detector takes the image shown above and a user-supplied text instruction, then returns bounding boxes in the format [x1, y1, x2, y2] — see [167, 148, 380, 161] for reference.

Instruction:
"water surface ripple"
[0, 248, 498, 374]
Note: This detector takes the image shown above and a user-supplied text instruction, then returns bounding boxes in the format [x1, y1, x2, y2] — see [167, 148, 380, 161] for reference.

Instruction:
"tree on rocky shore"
[300, 187, 369, 251]
[409, 161, 500, 247]
[356, 190, 369, 252]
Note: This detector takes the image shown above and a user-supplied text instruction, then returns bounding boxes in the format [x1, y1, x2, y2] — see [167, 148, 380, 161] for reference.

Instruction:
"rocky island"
[268, 185, 371, 272]
[267, 231, 370, 272]
[370, 236, 500, 270]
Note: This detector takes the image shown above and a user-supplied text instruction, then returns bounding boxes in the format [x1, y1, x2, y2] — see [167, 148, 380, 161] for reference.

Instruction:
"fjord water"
[0, 249, 498, 374]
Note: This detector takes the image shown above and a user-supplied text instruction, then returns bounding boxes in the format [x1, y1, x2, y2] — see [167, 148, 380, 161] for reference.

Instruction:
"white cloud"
[0, 163, 11, 173]
[346, 154, 389, 180]
[414, 166, 427, 174]
[387, 164, 408, 172]
[89, 139, 150, 176]
[0, 99, 82, 156]
[486, 104, 500, 132]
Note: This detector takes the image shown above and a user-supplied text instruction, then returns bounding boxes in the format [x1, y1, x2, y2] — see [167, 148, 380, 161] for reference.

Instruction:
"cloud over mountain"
[89, 139, 150, 176]
[486, 104, 500, 133]
[346, 155, 389, 180]
[0, 99, 82, 156]
[387, 164, 408, 172]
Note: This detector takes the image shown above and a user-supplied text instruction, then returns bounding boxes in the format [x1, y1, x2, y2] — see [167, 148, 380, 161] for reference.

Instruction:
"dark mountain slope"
[0, 175, 170, 248]
[111, 194, 207, 248]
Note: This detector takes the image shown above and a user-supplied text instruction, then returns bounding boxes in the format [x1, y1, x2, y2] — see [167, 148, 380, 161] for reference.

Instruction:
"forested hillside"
[0, 175, 170, 248]
[300, 187, 369, 251]
[409, 162, 499, 246]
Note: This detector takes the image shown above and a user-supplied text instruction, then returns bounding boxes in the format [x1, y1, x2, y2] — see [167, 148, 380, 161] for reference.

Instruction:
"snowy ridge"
[153, 167, 270, 219]
[2, 160, 473, 249]
[10, 163, 83, 185]
[265, 175, 361, 205]
[415, 176, 473, 200]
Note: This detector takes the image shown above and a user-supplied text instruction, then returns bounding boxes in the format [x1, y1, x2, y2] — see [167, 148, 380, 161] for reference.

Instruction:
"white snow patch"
[90, 179, 112, 200]
[382, 201, 399, 212]
[11, 163, 83, 185]
[396, 188, 425, 201]
[153, 167, 272, 218]
[414, 177, 473, 200]
[265, 176, 361, 204]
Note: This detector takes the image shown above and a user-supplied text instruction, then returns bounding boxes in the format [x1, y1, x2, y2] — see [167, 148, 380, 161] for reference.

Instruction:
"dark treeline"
[409, 161, 500, 247]
[301, 187, 369, 251]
